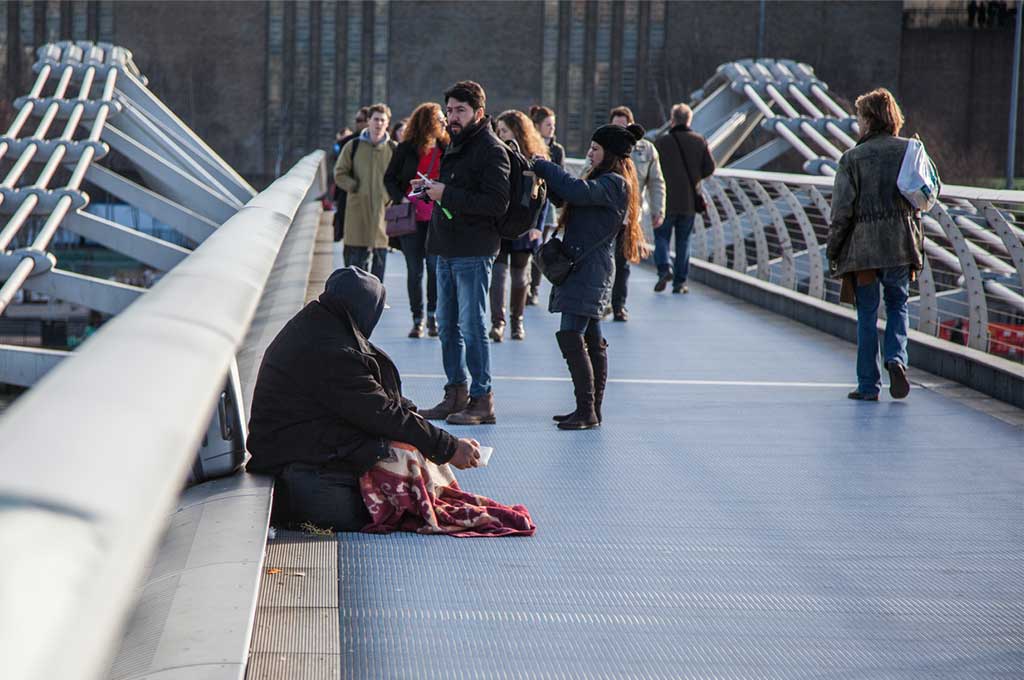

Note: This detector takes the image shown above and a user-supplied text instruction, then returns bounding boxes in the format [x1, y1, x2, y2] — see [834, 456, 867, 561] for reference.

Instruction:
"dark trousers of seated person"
[271, 462, 371, 531]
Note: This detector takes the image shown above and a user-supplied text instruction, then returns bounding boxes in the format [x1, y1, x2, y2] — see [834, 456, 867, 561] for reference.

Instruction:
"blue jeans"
[854, 266, 910, 395]
[436, 255, 494, 397]
[343, 246, 387, 282]
[399, 222, 437, 321]
[654, 214, 695, 286]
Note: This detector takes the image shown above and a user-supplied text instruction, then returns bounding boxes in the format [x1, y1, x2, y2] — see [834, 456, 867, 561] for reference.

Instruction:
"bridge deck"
[253, 250, 1023, 679]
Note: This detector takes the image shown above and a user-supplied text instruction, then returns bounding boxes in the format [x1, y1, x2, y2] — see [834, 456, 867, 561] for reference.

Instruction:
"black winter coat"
[426, 116, 510, 258]
[654, 124, 715, 216]
[548, 136, 566, 168]
[533, 160, 627, 318]
[246, 301, 458, 477]
[382, 140, 445, 205]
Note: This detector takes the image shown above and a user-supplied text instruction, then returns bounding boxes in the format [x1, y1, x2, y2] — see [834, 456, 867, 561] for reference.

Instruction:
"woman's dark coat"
[532, 159, 627, 318]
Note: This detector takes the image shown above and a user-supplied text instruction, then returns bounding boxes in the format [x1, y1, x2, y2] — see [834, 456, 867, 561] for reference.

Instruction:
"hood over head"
[318, 267, 386, 338]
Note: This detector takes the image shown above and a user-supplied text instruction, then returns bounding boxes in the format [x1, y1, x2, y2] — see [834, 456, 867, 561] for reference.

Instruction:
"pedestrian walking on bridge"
[826, 88, 923, 401]
[334, 103, 396, 282]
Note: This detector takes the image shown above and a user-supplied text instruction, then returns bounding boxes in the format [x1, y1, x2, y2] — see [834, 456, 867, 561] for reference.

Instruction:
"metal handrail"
[0, 151, 324, 680]
[564, 157, 1024, 361]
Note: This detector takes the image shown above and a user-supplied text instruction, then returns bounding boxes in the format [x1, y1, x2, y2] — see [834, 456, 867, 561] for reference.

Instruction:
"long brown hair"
[403, 102, 450, 151]
[496, 110, 550, 160]
[558, 152, 644, 263]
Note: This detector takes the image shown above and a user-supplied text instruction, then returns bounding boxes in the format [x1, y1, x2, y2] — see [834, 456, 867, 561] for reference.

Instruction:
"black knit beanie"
[591, 123, 645, 158]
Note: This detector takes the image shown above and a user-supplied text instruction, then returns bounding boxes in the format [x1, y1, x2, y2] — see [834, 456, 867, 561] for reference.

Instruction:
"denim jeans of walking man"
[854, 266, 910, 398]
[653, 213, 695, 293]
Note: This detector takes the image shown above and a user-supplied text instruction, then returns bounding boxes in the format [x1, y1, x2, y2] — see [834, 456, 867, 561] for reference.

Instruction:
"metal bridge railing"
[692, 170, 1024, 360]
[0, 151, 325, 680]
[564, 157, 1024, 362]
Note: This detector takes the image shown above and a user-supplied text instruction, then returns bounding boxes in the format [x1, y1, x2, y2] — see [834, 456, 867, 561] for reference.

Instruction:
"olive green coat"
[826, 133, 924, 278]
[333, 135, 396, 248]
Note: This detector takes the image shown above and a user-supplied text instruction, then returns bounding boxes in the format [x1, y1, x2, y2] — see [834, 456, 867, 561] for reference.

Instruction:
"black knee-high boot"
[554, 331, 599, 430]
[587, 337, 607, 424]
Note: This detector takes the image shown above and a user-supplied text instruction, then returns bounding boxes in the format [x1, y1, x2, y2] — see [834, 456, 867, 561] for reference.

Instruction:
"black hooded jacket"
[246, 268, 458, 476]
[426, 116, 510, 258]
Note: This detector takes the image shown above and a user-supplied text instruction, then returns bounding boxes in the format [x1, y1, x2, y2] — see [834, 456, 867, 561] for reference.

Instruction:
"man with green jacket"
[334, 103, 396, 282]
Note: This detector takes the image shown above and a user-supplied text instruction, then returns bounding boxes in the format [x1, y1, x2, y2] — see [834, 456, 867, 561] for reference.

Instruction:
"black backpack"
[496, 139, 547, 240]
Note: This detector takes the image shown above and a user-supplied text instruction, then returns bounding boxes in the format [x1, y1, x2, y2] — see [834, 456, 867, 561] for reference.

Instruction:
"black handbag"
[537, 226, 620, 286]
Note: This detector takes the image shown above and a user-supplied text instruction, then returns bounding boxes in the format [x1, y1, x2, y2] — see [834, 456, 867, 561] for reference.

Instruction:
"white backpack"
[897, 136, 941, 211]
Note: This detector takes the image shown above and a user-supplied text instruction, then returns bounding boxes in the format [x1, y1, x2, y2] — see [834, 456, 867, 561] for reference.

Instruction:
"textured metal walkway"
[289, 250, 1023, 678]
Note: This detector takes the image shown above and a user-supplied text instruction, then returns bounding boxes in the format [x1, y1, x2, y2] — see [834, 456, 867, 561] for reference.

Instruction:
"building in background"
[0, 0, 1020, 187]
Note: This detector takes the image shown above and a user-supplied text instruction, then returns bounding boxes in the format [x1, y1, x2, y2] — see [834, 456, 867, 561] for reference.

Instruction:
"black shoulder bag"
[671, 133, 708, 214]
[537, 225, 620, 286]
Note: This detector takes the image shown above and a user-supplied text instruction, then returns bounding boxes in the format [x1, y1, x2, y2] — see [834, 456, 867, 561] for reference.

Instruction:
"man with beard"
[416, 81, 510, 425]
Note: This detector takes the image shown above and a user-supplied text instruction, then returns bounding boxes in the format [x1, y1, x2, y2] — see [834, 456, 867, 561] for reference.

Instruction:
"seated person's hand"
[449, 438, 481, 469]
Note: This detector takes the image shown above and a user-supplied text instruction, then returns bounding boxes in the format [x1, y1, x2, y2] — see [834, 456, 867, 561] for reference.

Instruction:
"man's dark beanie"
[592, 123, 645, 158]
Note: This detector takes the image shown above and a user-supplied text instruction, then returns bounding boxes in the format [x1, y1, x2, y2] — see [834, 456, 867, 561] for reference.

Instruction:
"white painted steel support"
[83, 164, 219, 243]
[0, 344, 67, 387]
[61, 211, 190, 271]
[707, 178, 747, 272]
[750, 181, 796, 289]
[772, 181, 825, 298]
[728, 178, 771, 280]
[928, 205, 990, 351]
[100, 125, 237, 224]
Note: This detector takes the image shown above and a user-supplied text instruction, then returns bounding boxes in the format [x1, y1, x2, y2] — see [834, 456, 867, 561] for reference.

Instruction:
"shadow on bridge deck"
[251, 246, 1023, 679]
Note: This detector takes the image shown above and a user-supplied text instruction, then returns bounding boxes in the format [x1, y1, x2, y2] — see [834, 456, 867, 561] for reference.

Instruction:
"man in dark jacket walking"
[417, 81, 511, 425]
[653, 103, 715, 294]
[247, 267, 481, 531]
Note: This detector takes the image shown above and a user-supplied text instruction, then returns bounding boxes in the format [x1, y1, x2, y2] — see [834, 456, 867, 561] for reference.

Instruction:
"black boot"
[489, 263, 507, 343]
[554, 331, 599, 430]
[588, 337, 608, 424]
[509, 285, 528, 340]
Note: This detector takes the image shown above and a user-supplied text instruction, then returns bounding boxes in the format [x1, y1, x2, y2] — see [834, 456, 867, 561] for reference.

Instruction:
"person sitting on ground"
[245, 267, 484, 531]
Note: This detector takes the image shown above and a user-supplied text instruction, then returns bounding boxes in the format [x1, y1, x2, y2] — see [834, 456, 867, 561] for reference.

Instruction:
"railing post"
[929, 204, 990, 351]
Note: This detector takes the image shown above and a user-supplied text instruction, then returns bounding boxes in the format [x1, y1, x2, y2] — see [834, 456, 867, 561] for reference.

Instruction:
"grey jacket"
[631, 139, 666, 218]
[826, 133, 924, 278]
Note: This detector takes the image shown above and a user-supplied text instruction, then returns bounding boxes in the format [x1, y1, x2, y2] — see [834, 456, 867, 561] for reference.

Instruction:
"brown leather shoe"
[419, 383, 469, 420]
[446, 392, 496, 425]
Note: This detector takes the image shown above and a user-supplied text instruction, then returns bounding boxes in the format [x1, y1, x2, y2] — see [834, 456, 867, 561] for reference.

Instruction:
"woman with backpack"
[826, 88, 925, 401]
[531, 123, 645, 430]
[488, 110, 549, 342]
[383, 103, 449, 339]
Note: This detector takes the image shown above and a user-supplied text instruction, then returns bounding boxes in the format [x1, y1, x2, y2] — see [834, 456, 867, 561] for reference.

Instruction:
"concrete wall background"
[0, 0, 1020, 188]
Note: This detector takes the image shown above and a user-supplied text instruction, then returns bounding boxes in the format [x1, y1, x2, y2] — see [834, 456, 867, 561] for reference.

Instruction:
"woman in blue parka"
[532, 124, 646, 430]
